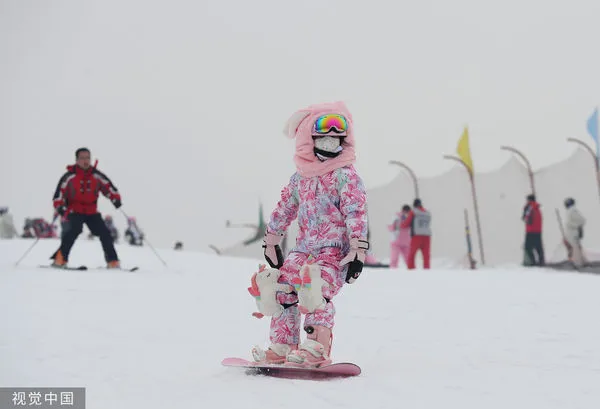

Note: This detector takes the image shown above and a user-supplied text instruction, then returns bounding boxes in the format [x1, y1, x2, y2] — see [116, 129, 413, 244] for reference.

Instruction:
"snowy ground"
[1, 238, 600, 409]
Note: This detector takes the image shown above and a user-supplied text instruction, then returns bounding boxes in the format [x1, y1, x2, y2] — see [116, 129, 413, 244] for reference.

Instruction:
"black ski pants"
[52, 212, 119, 262]
[524, 232, 545, 266]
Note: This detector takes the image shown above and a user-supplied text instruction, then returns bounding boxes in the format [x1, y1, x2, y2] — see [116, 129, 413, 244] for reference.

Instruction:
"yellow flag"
[456, 126, 474, 174]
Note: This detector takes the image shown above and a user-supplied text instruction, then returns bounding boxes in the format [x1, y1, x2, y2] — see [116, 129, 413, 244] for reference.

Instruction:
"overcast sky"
[2, 0, 600, 252]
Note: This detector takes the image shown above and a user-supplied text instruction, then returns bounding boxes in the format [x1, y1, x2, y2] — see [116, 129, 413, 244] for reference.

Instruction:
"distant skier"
[104, 215, 119, 242]
[49, 147, 122, 268]
[402, 198, 432, 269]
[522, 194, 544, 266]
[22, 218, 57, 238]
[21, 219, 35, 238]
[124, 217, 144, 246]
[0, 207, 18, 239]
[388, 204, 411, 268]
[251, 101, 368, 368]
[563, 197, 586, 268]
[174, 241, 183, 250]
[88, 215, 118, 241]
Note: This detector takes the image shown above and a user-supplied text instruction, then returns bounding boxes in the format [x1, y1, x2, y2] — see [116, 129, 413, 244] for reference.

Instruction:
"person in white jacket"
[0, 207, 18, 239]
[563, 198, 586, 267]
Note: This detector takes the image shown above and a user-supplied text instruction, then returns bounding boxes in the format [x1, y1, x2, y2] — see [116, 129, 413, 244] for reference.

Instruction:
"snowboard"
[221, 357, 361, 380]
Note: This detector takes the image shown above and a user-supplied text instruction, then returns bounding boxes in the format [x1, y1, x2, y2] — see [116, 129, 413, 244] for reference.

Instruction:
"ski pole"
[119, 208, 168, 267]
[14, 213, 59, 266]
[14, 237, 40, 266]
[555, 208, 572, 259]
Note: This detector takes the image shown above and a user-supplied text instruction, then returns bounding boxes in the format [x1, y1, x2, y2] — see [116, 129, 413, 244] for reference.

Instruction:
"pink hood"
[282, 101, 356, 178]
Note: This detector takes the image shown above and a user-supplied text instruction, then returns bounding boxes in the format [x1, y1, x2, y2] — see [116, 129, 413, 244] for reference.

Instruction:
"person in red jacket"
[50, 147, 122, 268]
[522, 194, 545, 266]
[401, 198, 432, 269]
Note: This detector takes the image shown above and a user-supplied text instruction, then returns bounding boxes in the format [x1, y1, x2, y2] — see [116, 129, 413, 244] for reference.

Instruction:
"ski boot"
[51, 250, 67, 268]
[286, 325, 332, 368]
[251, 343, 297, 365]
[107, 260, 121, 269]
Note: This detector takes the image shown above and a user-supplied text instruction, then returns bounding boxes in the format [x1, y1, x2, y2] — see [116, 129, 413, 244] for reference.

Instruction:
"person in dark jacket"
[522, 194, 544, 266]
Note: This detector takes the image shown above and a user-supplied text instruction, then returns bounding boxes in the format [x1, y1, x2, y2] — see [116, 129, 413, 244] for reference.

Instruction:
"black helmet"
[564, 197, 575, 208]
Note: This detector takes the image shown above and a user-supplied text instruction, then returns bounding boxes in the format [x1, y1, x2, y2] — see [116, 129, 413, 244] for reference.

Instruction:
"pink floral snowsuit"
[267, 101, 368, 346]
[388, 212, 411, 268]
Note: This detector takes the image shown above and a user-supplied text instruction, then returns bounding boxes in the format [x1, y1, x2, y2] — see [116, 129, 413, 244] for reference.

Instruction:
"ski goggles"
[312, 114, 348, 135]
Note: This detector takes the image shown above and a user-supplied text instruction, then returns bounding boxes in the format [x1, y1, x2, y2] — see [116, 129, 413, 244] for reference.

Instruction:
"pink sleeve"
[339, 166, 368, 240]
[267, 173, 300, 235]
[388, 217, 398, 231]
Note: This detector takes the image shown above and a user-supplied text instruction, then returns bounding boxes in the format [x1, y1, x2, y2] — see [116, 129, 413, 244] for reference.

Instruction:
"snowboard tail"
[221, 357, 360, 379]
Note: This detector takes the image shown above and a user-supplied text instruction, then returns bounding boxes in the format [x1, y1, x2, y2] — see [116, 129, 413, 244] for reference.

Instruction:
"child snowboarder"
[249, 101, 368, 368]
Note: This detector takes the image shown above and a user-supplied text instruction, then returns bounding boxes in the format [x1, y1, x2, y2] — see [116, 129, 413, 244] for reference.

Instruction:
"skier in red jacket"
[522, 194, 544, 266]
[401, 198, 432, 269]
[50, 147, 122, 268]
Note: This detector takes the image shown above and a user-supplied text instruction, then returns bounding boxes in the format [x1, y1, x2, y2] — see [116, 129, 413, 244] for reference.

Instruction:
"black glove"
[112, 198, 122, 209]
[345, 256, 364, 284]
[341, 237, 369, 284]
[56, 206, 67, 216]
[262, 232, 285, 269]
[263, 244, 284, 269]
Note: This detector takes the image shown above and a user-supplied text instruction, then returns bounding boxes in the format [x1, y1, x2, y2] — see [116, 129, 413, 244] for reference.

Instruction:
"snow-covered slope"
[1, 239, 600, 409]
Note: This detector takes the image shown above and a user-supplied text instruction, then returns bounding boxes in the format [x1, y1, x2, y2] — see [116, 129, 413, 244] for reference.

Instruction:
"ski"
[95, 266, 140, 272]
[37, 265, 139, 272]
[38, 265, 88, 271]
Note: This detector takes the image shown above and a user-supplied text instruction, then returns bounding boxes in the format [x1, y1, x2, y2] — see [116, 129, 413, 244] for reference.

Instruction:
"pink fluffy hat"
[282, 101, 357, 178]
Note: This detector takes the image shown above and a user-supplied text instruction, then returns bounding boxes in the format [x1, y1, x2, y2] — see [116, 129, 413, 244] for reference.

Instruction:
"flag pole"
[566, 138, 600, 204]
[500, 146, 536, 196]
[444, 155, 485, 265]
[389, 160, 420, 198]
[464, 208, 477, 269]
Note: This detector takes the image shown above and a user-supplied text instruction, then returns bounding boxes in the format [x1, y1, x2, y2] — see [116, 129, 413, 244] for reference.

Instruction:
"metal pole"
[444, 155, 485, 265]
[500, 146, 536, 196]
[119, 209, 168, 267]
[14, 213, 59, 266]
[226, 221, 259, 229]
[389, 160, 420, 198]
[464, 208, 476, 269]
[14, 238, 40, 266]
[567, 138, 600, 204]
[208, 245, 222, 255]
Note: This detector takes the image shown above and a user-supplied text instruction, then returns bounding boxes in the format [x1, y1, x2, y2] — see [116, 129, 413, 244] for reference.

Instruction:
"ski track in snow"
[1, 239, 600, 409]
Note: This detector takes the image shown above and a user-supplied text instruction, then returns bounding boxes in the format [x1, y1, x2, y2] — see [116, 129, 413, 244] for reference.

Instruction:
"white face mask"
[314, 136, 342, 153]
